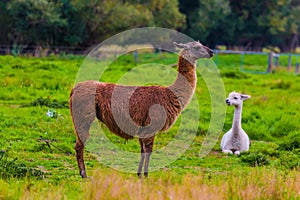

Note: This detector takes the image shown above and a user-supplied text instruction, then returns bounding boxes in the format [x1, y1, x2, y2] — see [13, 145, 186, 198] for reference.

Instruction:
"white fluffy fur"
[221, 91, 250, 155]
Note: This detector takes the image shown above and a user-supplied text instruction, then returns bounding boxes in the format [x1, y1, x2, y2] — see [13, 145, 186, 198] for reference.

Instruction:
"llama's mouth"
[205, 48, 214, 58]
[203, 46, 214, 58]
[208, 49, 214, 57]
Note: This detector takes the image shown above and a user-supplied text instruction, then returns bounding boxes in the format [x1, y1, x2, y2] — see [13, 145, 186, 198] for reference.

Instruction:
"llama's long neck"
[232, 104, 243, 133]
[168, 50, 197, 109]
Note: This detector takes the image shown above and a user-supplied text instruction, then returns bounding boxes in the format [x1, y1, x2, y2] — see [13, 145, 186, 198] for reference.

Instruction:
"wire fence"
[0, 44, 299, 74]
[0, 44, 88, 57]
[214, 50, 300, 75]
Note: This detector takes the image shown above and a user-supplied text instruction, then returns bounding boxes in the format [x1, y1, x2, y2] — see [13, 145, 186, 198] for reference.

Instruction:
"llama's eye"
[234, 97, 238, 100]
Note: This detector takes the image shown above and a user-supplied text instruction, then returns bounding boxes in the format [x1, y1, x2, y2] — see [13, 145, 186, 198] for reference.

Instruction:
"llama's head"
[174, 41, 213, 60]
[226, 92, 251, 107]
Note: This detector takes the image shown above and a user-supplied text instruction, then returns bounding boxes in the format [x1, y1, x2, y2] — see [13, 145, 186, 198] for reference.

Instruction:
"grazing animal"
[221, 92, 251, 155]
[70, 41, 214, 178]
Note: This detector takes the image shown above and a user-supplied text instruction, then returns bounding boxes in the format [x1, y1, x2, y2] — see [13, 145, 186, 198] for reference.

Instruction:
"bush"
[278, 134, 300, 151]
[21, 97, 68, 108]
[221, 71, 249, 79]
[277, 151, 300, 170]
[0, 150, 44, 179]
[240, 152, 270, 167]
[270, 79, 291, 90]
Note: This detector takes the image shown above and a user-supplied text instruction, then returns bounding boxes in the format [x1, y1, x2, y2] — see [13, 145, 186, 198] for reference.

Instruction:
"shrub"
[0, 150, 44, 179]
[270, 79, 291, 90]
[240, 152, 270, 167]
[278, 134, 300, 151]
[277, 151, 300, 170]
[21, 97, 68, 108]
[221, 71, 249, 79]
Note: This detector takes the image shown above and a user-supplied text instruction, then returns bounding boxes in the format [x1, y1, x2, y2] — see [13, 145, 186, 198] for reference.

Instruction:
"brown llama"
[70, 41, 214, 178]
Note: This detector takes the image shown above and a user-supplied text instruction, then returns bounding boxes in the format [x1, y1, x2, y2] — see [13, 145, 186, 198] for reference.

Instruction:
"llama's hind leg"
[72, 118, 94, 178]
[75, 138, 87, 178]
[74, 124, 93, 178]
[70, 82, 97, 178]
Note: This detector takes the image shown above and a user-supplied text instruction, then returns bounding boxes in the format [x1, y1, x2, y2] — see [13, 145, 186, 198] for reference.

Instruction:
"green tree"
[0, 0, 13, 45]
[268, 0, 300, 52]
[58, 0, 86, 46]
[7, 0, 67, 46]
[180, 0, 232, 47]
[73, 0, 153, 45]
[144, 0, 185, 29]
[178, 0, 200, 31]
[228, 0, 300, 52]
[228, 0, 271, 50]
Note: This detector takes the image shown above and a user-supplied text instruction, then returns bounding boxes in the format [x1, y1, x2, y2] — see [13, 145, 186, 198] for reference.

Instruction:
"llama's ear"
[241, 94, 251, 101]
[174, 42, 188, 49]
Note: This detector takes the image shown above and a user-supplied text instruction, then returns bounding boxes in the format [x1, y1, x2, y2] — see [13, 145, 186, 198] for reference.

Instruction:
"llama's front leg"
[75, 139, 87, 178]
[143, 152, 152, 177]
[137, 140, 145, 178]
[137, 136, 154, 178]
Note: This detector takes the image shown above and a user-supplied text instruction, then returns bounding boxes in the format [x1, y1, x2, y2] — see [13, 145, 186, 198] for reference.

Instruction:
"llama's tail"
[69, 87, 75, 119]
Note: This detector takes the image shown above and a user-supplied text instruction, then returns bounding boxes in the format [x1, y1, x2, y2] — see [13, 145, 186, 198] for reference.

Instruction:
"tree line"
[0, 0, 299, 53]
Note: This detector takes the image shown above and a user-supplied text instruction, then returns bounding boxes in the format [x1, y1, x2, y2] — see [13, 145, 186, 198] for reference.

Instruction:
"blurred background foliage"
[0, 0, 299, 52]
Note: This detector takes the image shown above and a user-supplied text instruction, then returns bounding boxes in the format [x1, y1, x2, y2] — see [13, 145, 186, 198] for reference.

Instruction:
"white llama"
[221, 91, 251, 155]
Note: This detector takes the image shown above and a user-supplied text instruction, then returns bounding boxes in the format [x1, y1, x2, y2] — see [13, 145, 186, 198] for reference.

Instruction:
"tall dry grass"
[80, 168, 299, 200]
[15, 168, 299, 199]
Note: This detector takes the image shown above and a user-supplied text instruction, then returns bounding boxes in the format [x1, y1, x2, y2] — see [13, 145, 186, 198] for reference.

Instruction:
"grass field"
[0, 52, 299, 199]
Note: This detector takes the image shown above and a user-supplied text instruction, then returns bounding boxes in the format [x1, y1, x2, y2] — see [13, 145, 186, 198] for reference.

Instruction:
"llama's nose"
[225, 99, 230, 105]
[204, 46, 214, 57]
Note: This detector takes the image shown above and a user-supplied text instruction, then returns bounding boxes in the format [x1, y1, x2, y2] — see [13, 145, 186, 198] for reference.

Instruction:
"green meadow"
[0, 52, 299, 199]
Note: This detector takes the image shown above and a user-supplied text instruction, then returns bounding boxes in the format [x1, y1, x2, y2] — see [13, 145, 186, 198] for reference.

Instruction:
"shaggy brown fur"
[70, 41, 213, 178]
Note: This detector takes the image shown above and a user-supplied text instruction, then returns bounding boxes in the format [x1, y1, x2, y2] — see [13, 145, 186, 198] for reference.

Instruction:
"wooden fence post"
[214, 50, 218, 65]
[274, 54, 279, 69]
[267, 52, 273, 73]
[296, 56, 299, 75]
[288, 54, 292, 71]
[134, 50, 138, 63]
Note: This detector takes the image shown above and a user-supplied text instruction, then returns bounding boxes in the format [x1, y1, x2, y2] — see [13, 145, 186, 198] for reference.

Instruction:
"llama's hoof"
[137, 172, 142, 178]
[80, 170, 87, 178]
[137, 172, 148, 178]
[234, 151, 240, 155]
